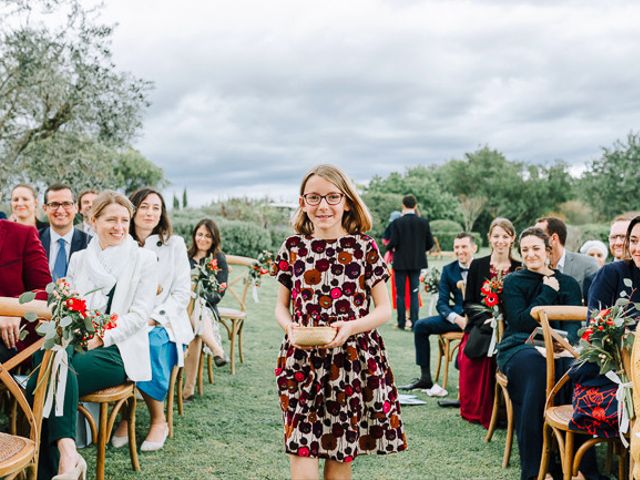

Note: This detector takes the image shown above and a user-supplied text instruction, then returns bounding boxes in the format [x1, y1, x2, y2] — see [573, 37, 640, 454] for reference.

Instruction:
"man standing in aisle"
[386, 194, 434, 330]
[39, 184, 90, 280]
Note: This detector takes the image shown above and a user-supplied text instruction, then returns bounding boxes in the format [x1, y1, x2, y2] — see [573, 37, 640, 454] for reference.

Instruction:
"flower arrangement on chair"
[421, 268, 441, 295]
[573, 290, 637, 445]
[466, 271, 505, 357]
[248, 250, 274, 302]
[18, 278, 118, 417]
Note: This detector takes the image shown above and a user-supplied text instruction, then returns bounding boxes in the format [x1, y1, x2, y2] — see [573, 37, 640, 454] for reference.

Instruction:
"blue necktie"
[53, 238, 68, 280]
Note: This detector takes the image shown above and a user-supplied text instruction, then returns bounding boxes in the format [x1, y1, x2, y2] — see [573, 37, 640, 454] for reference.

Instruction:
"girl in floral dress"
[273, 164, 407, 480]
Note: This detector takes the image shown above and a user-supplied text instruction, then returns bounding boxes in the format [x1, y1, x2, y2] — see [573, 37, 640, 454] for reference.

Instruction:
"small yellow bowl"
[292, 326, 337, 346]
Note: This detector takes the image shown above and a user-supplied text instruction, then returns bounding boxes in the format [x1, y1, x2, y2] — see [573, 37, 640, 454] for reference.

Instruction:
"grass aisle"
[95, 266, 518, 479]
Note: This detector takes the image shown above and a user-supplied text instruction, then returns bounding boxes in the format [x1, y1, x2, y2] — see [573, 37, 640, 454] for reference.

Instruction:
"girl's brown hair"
[292, 164, 372, 235]
[128, 188, 173, 245]
[187, 218, 222, 258]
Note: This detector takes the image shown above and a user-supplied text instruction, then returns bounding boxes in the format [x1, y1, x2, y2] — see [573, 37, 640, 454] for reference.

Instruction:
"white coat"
[67, 247, 158, 382]
[143, 234, 195, 365]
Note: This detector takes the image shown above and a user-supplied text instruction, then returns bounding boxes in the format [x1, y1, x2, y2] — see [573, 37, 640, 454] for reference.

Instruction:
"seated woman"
[112, 188, 194, 452]
[10, 183, 48, 230]
[183, 218, 229, 401]
[498, 227, 600, 480]
[28, 191, 157, 479]
[589, 215, 640, 317]
[459, 217, 520, 427]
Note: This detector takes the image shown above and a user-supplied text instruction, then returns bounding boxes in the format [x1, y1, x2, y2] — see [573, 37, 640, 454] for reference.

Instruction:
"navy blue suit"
[39, 227, 90, 277]
[413, 260, 465, 373]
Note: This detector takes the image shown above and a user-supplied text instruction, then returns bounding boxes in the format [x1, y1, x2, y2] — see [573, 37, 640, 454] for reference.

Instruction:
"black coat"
[386, 213, 434, 270]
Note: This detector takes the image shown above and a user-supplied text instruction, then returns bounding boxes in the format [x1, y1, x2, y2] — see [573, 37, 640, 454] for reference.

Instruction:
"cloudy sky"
[100, 0, 640, 205]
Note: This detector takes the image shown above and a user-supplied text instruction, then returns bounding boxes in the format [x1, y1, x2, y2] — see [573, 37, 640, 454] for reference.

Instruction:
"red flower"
[65, 297, 87, 315]
[581, 328, 593, 341]
[598, 325, 604, 331]
[484, 292, 499, 308]
[480, 281, 491, 295]
[294, 371, 305, 382]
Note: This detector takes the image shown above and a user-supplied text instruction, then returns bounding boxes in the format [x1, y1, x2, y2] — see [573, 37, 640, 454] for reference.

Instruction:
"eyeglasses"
[609, 235, 626, 242]
[45, 201, 74, 210]
[302, 193, 345, 206]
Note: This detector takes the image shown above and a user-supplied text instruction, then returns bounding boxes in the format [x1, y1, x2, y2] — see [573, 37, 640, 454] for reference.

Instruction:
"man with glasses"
[609, 214, 632, 261]
[39, 183, 90, 280]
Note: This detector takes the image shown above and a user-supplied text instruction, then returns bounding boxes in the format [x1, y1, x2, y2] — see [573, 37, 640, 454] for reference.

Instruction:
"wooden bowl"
[292, 326, 337, 347]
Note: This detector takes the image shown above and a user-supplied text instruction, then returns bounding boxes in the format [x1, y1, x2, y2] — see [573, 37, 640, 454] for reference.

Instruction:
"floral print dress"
[273, 234, 407, 462]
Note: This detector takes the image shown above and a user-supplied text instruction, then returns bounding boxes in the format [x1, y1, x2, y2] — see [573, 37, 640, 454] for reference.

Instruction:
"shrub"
[428, 219, 481, 250]
[571, 223, 610, 251]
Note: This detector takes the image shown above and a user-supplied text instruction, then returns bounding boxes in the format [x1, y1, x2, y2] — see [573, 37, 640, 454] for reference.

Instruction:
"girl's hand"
[323, 321, 355, 349]
[286, 323, 317, 350]
[86, 336, 104, 351]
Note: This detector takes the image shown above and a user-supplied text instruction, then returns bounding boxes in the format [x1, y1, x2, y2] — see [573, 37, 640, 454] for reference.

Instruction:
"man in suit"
[0, 220, 52, 362]
[535, 216, 599, 292]
[400, 233, 477, 392]
[386, 194, 434, 330]
[40, 183, 90, 280]
[76, 188, 98, 236]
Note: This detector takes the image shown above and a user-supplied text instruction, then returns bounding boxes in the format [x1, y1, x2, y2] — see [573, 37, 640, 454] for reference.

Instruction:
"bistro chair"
[434, 280, 465, 390]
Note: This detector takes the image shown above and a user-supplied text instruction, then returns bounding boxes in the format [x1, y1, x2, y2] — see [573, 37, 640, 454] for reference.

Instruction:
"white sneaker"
[140, 424, 169, 452]
[425, 383, 448, 398]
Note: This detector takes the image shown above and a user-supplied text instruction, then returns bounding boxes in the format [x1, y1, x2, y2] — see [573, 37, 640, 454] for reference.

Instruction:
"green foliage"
[430, 219, 463, 232]
[573, 223, 610, 247]
[0, 0, 158, 191]
[429, 219, 482, 249]
[366, 166, 462, 223]
[579, 132, 640, 220]
[436, 147, 574, 233]
[173, 194, 180, 211]
[182, 188, 188, 209]
[361, 191, 404, 240]
[551, 200, 595, 226]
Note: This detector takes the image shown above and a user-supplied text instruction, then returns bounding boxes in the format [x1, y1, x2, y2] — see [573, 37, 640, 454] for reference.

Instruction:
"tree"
[579, 132, 640, 220]
[182, 188, 188, 209]
[458, 194, 487, 232]
[172, 193, 180, 210]
[0, 0, 160, 192]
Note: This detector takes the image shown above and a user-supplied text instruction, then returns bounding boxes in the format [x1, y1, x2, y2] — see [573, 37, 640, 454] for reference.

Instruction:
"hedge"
[428, 219, 481, 249]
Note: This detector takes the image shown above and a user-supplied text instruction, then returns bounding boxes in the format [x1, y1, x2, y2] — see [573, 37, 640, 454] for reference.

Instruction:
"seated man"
[400, 232, 477, 394]
[0, 219, 51, 362]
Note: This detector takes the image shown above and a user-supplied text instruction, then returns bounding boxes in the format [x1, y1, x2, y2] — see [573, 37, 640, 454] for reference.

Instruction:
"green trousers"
[27, 345, 126, 480]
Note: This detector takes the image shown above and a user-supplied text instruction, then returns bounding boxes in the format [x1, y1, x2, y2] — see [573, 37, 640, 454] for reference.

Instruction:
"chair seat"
[218, 307, 247, 321]
[545, 404, 574, 430]
[0, 432, 35, 475]
[496, 371, 508, 388]
[80, 382, 135, 403]
[440, 331, 463, 341]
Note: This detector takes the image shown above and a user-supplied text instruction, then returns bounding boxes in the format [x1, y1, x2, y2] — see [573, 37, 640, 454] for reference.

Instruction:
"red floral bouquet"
[192, 254, 227, 301]
[421, 268, 441, 295]
[19, 278, 118, 352]
[465, 271, 506, 357]
[249, 250, 275, 288]
[480, 273, 504, 310]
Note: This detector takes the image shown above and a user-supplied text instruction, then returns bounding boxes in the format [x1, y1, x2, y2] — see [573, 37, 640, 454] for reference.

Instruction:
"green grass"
[87, 255, 521, 480]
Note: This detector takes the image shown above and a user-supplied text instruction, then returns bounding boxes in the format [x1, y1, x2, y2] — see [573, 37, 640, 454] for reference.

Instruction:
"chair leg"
[502, 386, 514, 468]
[442, 339, 451, 390]
[128, 396, 140, 471]
[197, 350, 204, 396]
[434, 337, 444, 384]
[96, 402, 108, 480]
[238, 321, 245, 363]
[563, 431, 574, 480]
[484, 381, 500, 443]
[207, 355, 214, 384]
[177, 367, 184, 416]
[538, 422, 551, 480]
[229, 320, 238, 375]
[167, 367, 178, 439]
[605, 440, 613, 474]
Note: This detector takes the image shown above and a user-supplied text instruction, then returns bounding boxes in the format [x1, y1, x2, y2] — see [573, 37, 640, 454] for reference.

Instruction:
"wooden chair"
[533, 306, 626, 480]
[484, 317, 515, 468]
[78, 382, 140, 480]
[434, 280, 465, 390]
[0, 339, 52, 480]
[217, 255, 258, 375]
[166, 365, 184, 439]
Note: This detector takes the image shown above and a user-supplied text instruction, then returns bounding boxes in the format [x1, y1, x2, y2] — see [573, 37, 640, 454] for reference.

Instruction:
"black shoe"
[214, 355, 228, 367]
[398, 378, 433, 391]
[437, 399, 460, 408]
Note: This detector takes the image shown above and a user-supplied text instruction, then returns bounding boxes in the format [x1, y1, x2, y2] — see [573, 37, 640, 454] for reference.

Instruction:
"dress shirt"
[555, 249, 567, 273]
[48, 228, 74, 273]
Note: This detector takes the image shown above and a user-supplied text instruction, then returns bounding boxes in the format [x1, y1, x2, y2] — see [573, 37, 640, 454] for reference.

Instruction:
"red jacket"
[0, 220, 52, 350]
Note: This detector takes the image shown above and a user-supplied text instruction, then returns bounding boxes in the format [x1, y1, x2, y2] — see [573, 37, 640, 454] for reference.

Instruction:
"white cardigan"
[67, 247, 158, 382]
[143, 234, 194, 364]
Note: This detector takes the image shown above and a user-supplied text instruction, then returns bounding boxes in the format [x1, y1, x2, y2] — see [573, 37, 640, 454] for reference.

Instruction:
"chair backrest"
[530, 305, 586, 400]
[222, 255, 258, 313]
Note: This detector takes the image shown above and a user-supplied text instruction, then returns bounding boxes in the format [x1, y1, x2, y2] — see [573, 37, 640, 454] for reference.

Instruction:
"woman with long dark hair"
[183, 218, 229, 401]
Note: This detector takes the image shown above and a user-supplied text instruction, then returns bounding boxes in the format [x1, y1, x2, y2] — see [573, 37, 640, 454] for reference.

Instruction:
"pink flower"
[298, 446, 310, 457]
[330, 287, 342, 299]
[383, 401, 391, 413]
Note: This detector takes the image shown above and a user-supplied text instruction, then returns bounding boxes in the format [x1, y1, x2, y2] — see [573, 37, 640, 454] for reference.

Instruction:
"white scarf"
[79, 236, 139, 311]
